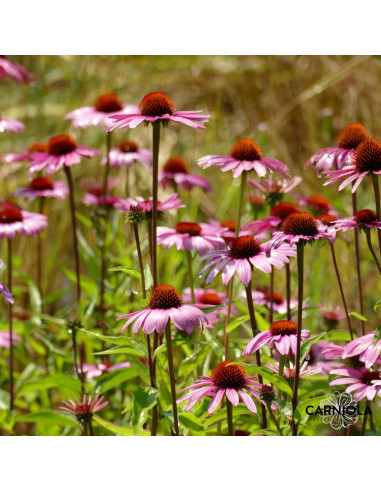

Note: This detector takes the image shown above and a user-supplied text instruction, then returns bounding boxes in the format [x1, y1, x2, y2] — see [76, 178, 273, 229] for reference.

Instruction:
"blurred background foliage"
[0, 54, 379, 336]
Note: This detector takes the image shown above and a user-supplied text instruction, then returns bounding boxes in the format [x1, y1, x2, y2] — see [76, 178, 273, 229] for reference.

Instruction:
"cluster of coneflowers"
[1, 56, 381, 436]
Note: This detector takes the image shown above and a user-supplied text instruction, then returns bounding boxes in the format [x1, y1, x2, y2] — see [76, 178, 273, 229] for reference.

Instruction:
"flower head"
[65, 93, 138, 128]
[81, 361, 131, 379]
[159, 157, 211, 191]
[330, 367, 381, 401]
[307, 341, 343, 375]
[0, 201, 47, 240]
[101, 140, 152, 169]
[107, 91, 210, 131]
[198, 138, 290, 179]
[29, 134, 99, 176]
[266, 361, 322, 379]
[248, 175, 302, 206]
[59, 394, 109, 422]
[14, 177, 69, 201]
[243, 320, 310, 357]
[324, 137, 381, 193]
[0, 330, 19, 348]
[241, 287, 298, 314]
[293, 193, 334, 215]
[115, 193, 184, 221]
[341, 331, 381, 369]
[157, 222, 225, 255]
[1, 142, 48, 164]
[0, 116, 24, 133]
[82, 180, 119, 207]
[177, 361, 263, 414]
[242, 201, 301, 235]
[199, 236, 296, 286]
[332, 209, 381, 232]
[305, 123, 369, 175]
[0, 56, 34, 84]
[270, 212, 331, 247]
[117, 284, 207, 335]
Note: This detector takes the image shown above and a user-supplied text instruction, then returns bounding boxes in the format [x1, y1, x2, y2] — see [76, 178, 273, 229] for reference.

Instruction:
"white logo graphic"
[319, 391, 359, 430]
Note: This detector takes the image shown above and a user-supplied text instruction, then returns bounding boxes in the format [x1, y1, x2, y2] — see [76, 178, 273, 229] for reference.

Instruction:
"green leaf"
[144, 264, 153, 291]
[0, 389, 10, 410]
[350, 311, 368, 322]
[234, 363, 293, 396]
[320, 331, 352, 342]
[255, 311, 270, 332]
[372, 325, 381, 348]
[109, 266, 141, 278]
[15, 411, 78, 427]
[295, 395, 329, 420]
[95, 369, 139, 393]
[200, 300, 236, 314]
[179, 412, 204, 432]
[92, 414, 146, 436]
[17, 375, 81, 397]
[93, 345, 144, 357]
[131, 386, 159, 435]
[226, 315, 250, 333]
[374, 300, 381, 312]
[299, 332, 326, 363]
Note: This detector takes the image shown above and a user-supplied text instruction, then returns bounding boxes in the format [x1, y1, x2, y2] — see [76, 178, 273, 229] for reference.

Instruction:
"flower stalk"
[7, 238, 14, 411]
[372, 175, 381, 256]
[164, 321, 179, 436]
[352, 191, 365, 335]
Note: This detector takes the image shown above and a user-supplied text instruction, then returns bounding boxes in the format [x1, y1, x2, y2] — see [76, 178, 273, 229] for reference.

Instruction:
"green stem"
[329, 243, 353, 339]
[7, 239, 14, 411]
[278, 354, 285, 378]
[267, 402, 283, 435]
[186, 250, 195, 303]
[226, 400, 234, 436]
[37, 197, 44, 298]
[151, 122, 161, 288]
[71, 326, 84, 395]
[365, 229, 381, 275]
[164, 321, 179, 436]
[352, 190, 365, 335]
[269, 268, 274, 324]
[372, 175, 381, 256]
[285, 263, 291, 319]
[224, 282, 233, 360]
[291, 243, 304, 436]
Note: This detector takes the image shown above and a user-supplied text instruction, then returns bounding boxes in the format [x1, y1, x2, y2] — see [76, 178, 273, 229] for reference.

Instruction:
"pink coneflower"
[323, 137, 381, 193]
[305, 123, 369, 175]
[115, 193, 184, 217]
[59, 394, 109, 422]
[81, 361, 131, 379]
[65, 93, 137, 129]
[0, 330, 19, 348]
[293, 193, 334, 215]
[182, 287, 237, 328]
[330, 367, 381, 401]
[106, 91, 210, 131]
[332, 209, 381, 232]
[307, 341, 342, 375]
[1, 142, 48, 164]
[0, 116, 24, 133]
[318, 305, 346, 325]
[243, 320, 310, 357]
[241, 288, 298, 314]
[82, 181, 119, 207]
[266, 360, 322, 379]
[177, 361, 262, 414]
[29, 134, 99, 176]
[341, 331, 381, 369]
[117, 284, 207, 335]
[159, 157, 211, 192]
[242, 201, 301, 235]
[269, 212, 331, 248]
[198, 138, 290, 179]
[157, 222, 225, 255]
[0, 55, 34, 84]
[199, 235, 296, 286]
[14, 177, 69, 201]
[0, 201, 47, 240]
[101, 140, 152, 169]
[248, 175, 302, 205]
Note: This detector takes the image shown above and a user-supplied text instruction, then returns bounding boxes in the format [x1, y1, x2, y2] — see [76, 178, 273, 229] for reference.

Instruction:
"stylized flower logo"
[320, 391, 358, 430]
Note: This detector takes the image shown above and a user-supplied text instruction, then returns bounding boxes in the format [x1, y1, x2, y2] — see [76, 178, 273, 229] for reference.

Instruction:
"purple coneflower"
[159, 157, 211, 192]
[198, 138, 289, 179]
[330, 367, 381, 401]
[305, 123, 369, 175]
[0, 201, 47, 239]
[307, 341, 343, 375]
[242, 201, 301, 235]
[243, 320, 309, 358]
[0, 330, 19, 349]
[1, 142, 48, 164]
[333, 209, 381, 232]
[241, 287, 298, 314]
[182, 287, 237, 328]
[14, 177, 68, 201]
[117, 284, 207, 335]
[199, 235, 296, 286]
[81, 361, 131, 379]
[270, 212, 331, 248]
[177, 361, 262, 415]
[60, 394, 109, 435]
[293, 193, 334, 215]
[107, 91, 210, 131]
[115, 193, 184, 216]
[82, 182, 119, 208]
[29, 134, 99, 176]
[157, 221, 225, 255]
[0, 55, 34, 84]
[341, 331, 381, 369]
[0, 116, 24, 133]
[65, 93, 137, 129]
[248, 175, 302, 206]
[101, 140, 152, 169]
[266, 360, 322, 379]
[318, 305, 346, 325]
